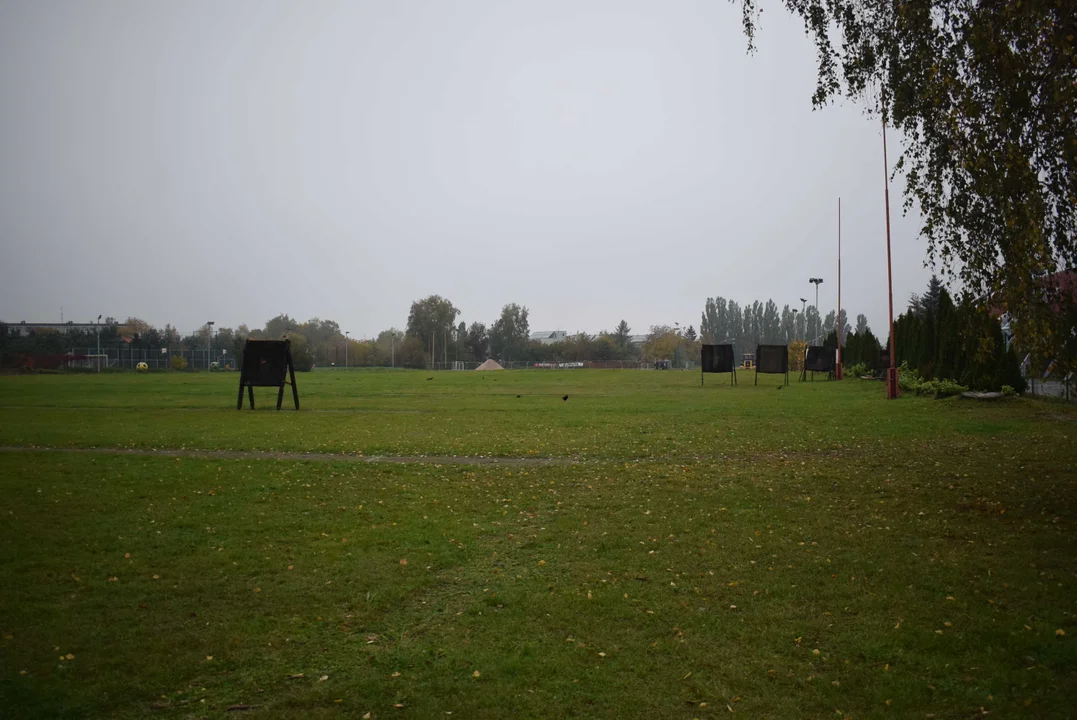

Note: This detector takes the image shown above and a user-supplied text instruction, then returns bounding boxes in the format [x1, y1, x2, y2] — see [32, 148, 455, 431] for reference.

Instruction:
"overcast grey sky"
[1, 0, 930, 337]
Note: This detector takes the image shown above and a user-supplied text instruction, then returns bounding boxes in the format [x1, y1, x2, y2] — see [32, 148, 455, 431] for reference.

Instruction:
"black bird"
[516, 394, 521, 398]
[776, 385, 783, 390]
[426, 377, 433, 381]
[562, 395, 569, 401]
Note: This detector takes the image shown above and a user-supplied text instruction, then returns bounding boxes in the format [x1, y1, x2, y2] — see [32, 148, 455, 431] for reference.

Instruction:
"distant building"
[530, 330, 567, 345]
[627, 334, 648, 347]
[2, 321, 98, 337]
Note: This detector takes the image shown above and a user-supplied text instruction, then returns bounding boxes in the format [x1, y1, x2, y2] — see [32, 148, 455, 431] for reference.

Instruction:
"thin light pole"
[882, 108, 898, 398]
[809, 279, 824, 343]
[837, 198, 843, 379]
[345, 331, 349, 368]
[96, 314, 102, 372]
[207, 321, 215, 369]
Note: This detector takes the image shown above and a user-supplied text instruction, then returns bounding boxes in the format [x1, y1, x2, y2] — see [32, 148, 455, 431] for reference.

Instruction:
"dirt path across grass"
[0, 445, 576, 466]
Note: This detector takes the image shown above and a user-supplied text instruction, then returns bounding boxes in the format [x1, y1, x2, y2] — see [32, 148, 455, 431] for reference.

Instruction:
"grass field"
[1, 369, 1075, 719]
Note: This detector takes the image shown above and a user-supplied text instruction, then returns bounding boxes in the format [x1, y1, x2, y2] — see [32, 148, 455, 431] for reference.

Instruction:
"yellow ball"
[136, 362, 149, 372]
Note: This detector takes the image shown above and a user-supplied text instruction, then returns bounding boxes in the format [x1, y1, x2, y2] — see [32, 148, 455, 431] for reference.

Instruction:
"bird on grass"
[562, 395, 569, 401]
[516, 394, 521, 398]
[426, 377, 433, 381]
[776, 385, 783, 390]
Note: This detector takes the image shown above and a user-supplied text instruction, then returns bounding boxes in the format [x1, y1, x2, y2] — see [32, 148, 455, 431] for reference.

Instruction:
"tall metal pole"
[207, 321, 215, 369]
[809, 279, 824, 343]
[882, 109, 898, 398]
[96, 314, 102, 372]
[345, 331, 349, 368]
[837, 197, 843, 379]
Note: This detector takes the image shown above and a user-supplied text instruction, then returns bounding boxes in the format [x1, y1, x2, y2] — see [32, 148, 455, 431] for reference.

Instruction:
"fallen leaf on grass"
[206, 656, 213, 661]
[287, 673, 304, 680]
[319, 675, 329, 682]
[1057, 629, 1066, 637]
[391, 672, 401, 678]
[399, 559, 408, 566]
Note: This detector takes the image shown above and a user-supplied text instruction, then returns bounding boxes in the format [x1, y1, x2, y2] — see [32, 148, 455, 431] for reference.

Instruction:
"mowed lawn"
[0, 370, 1075, 719]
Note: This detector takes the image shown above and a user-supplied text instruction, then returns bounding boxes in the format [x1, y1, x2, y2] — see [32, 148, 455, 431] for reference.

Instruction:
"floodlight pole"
[206, 321, 215, 369]
[96, 314, 102, 372]
[809, 279, 824, 343]
[882, 108, 898, 399]
[345, 331, 349, 368]
[836, 198, 843, 379]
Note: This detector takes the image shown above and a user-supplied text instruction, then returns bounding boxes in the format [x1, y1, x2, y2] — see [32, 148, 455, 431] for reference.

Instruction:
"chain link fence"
[63, 348, 229, 370]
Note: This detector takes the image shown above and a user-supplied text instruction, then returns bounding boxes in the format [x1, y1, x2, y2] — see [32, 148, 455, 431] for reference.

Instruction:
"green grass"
[1, 369, 1075, 718]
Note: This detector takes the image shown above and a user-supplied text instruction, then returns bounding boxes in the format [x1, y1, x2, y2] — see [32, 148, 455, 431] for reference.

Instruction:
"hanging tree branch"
[738, 0, 1077, 366]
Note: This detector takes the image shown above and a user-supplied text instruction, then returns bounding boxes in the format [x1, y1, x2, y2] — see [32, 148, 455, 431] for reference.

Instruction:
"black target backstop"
[801, 346, 835, 381]
[701, 344, 737, 385]
[237, 339, 300, 410]
[754, 344, 789, 386]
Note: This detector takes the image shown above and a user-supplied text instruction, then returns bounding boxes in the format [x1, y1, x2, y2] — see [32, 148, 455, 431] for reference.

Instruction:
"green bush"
[170, 355, 188, 371]
[898, 361, 968, 397]
[846, 362, 868, 377]
[1001, 384, 1017, 397]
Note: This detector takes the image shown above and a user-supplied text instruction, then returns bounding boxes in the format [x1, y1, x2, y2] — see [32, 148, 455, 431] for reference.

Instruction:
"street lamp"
[808, 279, 824, 343]
[792, 308, 798, 342]
[96, 314, 102, 372]
[207, 321, 215, 369]
[345, 331, 349, 369]
[799, 298, 807, 341]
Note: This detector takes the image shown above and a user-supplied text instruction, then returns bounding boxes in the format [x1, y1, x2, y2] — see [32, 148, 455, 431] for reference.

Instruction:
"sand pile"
[475, 359, 504, 371]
